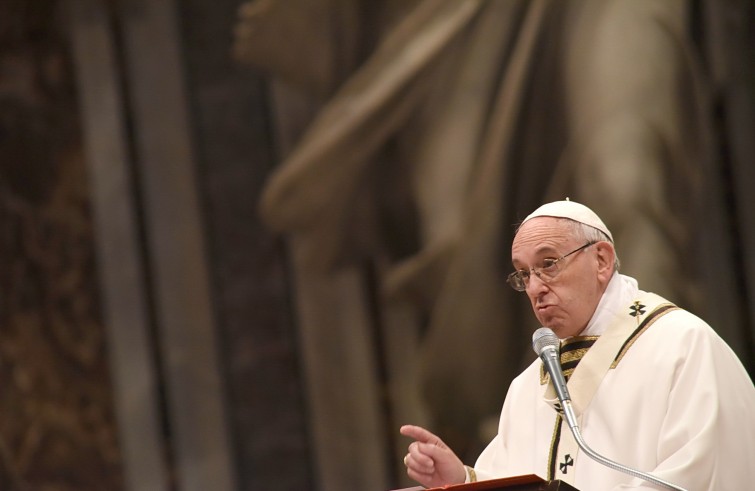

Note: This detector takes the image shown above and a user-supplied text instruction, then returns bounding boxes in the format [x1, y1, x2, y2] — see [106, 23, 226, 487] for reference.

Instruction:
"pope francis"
[400, 200, 755, 491]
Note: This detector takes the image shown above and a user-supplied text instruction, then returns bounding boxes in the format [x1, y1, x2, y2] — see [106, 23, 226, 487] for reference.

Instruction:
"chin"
[547, 326, 566, 339]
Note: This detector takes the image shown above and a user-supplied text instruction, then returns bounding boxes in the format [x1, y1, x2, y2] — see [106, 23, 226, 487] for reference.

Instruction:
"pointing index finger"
[400, 425, 443, 446]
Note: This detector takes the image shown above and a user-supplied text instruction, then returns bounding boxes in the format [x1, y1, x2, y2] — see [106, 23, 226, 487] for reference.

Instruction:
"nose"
[525, 271, 549, 296]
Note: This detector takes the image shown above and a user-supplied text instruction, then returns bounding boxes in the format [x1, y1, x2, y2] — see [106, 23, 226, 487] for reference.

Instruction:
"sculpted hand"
[400, 425, 466, 488]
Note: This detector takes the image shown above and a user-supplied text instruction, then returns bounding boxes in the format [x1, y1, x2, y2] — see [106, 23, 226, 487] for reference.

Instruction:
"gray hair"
[563, 219, 620, 272]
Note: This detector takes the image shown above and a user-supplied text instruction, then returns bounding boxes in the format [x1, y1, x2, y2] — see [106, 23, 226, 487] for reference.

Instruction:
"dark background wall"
[177, 0, 312, 489]
[1, 0, 312, 490]
[0, 1, 122, 489]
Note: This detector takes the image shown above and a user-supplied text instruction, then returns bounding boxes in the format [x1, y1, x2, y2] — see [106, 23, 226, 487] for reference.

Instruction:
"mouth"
[537, 304, 555, 314]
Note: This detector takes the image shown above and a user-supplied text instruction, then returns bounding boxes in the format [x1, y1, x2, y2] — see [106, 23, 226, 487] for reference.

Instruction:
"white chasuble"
[472, 274, 755, 490]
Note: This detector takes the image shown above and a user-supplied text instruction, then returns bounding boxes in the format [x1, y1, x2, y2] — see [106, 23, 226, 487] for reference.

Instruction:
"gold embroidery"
[561, 335, 599, 350]
[560, 347, 590, 364]
[540, 336, 599, 384]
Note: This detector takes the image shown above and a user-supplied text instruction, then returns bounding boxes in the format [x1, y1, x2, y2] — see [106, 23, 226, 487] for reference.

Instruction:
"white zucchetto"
[521, 199, 613, 242]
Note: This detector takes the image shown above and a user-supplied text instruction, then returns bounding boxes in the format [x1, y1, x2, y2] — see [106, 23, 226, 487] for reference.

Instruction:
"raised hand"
[399, 424, 466, 488]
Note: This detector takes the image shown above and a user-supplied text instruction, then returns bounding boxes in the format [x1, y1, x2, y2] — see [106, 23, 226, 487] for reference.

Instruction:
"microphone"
[532, 327, 688, 491]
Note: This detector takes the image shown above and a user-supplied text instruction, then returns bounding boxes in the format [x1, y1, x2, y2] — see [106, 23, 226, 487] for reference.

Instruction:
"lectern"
[390, 474, 579, 491]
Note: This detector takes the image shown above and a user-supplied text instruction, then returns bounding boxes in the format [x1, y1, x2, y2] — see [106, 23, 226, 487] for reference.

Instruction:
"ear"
[594, 241, 615, 283]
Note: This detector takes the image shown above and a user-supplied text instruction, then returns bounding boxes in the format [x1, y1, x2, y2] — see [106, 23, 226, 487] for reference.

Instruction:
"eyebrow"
[511, 245, 562, 268]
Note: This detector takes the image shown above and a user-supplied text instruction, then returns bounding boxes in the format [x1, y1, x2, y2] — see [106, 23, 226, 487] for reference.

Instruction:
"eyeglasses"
[507, 242, 595, 291]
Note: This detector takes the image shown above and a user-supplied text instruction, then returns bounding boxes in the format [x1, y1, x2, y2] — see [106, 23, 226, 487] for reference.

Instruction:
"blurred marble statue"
[233, 0, 752, 483]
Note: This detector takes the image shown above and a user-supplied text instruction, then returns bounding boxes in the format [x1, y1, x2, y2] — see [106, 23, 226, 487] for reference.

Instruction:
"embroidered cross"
[629, 301, 646, 323]
[560, 454, 574, 474]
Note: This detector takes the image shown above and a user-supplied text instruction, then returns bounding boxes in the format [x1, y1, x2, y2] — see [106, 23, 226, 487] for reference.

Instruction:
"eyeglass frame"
[506, 241, 596, 292]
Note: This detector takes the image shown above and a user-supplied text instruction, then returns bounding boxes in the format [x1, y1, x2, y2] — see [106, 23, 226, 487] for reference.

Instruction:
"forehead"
[511, 217, 576, 259]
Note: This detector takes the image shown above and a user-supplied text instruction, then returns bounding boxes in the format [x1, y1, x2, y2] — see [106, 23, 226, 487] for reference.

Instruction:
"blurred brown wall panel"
[176, 0, 314, 489]
[0, 1, 123, 490]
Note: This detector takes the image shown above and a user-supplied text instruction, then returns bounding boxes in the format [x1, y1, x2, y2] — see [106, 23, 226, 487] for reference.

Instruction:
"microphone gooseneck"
[532, 327, 688, 491]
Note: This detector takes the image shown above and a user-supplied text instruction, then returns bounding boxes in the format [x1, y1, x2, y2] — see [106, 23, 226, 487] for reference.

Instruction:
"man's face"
[511, 217, 609, 338]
